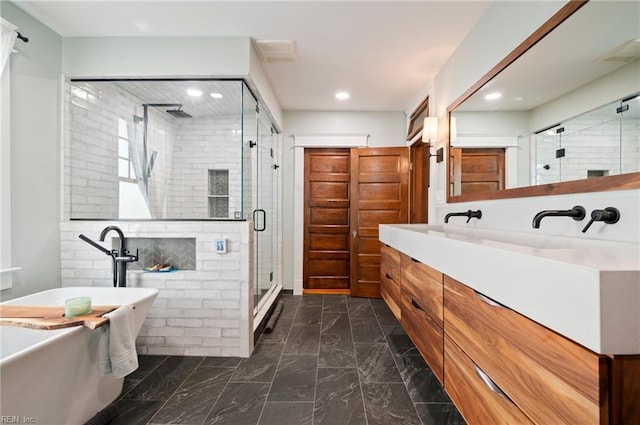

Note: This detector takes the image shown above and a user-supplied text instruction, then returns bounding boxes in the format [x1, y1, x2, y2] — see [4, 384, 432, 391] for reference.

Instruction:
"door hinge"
[555, 148, 566, 158]
[409, 162, 413, 170]
[269, 271, 273, 282]
[617, 104, 630, 114]
[271, 126, 275, 135]
[270, 148, 274, 158]
[255, 103, 260, 113]
[556, 127, 565, 134]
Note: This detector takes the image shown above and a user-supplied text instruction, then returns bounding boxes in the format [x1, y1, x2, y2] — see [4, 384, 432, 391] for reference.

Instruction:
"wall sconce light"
[422, 116, 438, 143]
[431, 147, 444, 163]
[422, 117, 443, 162]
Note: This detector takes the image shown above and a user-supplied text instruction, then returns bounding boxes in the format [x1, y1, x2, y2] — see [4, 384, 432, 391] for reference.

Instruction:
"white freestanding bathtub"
[0, 287, 158, 425]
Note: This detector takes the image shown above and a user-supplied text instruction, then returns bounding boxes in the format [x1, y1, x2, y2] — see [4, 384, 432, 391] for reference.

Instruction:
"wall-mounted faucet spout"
[532, 205, 586, 229]
[445, 209, 482, 223]
[79, 226, 137, 287]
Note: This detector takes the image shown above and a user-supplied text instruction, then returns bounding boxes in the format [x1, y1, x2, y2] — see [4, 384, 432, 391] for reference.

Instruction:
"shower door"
[253, 111, 278, 309]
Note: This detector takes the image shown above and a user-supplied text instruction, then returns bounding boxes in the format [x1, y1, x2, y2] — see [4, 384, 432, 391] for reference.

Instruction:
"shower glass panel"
[534, 93, 640, 185]
[621, 95, 640, 174]
[67, 79, 246, 220]
[535, 130, 560, 185]
[559, 103, 620, 182]
[254, 111, 277, 309]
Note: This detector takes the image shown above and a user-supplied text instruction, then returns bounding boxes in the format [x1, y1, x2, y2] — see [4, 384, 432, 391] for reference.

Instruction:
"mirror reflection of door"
[450, 148, 505, 196]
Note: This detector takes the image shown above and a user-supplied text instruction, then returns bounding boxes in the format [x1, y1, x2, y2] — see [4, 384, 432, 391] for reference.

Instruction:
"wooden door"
[450, 148, 505, 196]
[303, 149, 351, 291]
[409, 142, 429, 223]
[350, 147, 409, 298]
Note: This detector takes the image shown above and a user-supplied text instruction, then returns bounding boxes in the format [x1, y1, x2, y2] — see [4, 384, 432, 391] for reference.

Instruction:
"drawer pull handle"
[474, 364, 509, 401]
[411, 298, 425, 312]
[410, 257, 420, 263]
[475, 291, 503, 308]
[385, 273, 392, 280]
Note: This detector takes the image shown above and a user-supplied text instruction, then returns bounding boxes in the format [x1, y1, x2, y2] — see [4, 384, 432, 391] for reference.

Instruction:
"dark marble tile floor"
[109, 294, 465, 425]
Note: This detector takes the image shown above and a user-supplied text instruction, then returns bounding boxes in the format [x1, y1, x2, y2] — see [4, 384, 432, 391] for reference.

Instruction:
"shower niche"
[66, 79, 276, 222]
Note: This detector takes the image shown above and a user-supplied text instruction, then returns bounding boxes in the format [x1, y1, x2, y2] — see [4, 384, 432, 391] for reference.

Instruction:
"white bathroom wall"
[60, 220, 254, 357]
[0, 2, 62, 301]
[432, 1, 640, 243]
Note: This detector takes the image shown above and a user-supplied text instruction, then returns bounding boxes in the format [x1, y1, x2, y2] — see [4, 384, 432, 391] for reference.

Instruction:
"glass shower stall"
[66, 78, 280, 314]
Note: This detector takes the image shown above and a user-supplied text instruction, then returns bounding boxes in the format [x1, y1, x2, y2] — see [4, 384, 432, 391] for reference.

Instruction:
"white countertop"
[379, 223, 640, 355]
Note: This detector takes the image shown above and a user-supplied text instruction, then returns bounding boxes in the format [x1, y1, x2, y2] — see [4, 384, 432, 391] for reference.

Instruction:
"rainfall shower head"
[166, 107, 192, 119]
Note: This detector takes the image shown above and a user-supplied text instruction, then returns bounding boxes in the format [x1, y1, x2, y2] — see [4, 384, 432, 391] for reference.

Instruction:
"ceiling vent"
[254, 39, 299, 63]
[597, 39, 640, 63]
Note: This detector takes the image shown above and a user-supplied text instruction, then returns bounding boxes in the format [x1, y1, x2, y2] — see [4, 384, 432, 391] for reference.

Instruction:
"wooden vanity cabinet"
[379, 242, 640, 424]
[400, 255, 444, 383]
[379, 244, 401, 320]
[444, 275, 606, 424]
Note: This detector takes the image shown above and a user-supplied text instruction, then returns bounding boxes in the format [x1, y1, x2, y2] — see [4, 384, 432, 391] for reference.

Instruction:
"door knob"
[352, 230, 358, 239]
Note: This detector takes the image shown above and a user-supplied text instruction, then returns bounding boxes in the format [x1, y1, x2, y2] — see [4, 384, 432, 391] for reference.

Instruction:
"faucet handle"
[581, 207, 620, 233]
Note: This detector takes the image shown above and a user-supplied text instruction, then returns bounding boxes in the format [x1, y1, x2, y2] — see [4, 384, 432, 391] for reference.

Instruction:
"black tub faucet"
[79, 226, 138, 287]
[532, 205, 586, 229]
[444, 209, 482, 223]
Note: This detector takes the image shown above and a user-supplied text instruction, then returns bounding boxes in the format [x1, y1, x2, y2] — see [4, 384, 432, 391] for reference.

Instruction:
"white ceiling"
[11, 0, 491, 112]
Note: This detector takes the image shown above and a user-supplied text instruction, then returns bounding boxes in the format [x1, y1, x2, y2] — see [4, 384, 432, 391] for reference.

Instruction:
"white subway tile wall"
[59, 221, 254, 357]
[65, 81, 245, 220]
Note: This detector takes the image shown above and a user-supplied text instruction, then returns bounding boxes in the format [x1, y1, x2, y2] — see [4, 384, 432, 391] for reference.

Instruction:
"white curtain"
[1, 18, 18, 75]
[0, 18, 17, 289]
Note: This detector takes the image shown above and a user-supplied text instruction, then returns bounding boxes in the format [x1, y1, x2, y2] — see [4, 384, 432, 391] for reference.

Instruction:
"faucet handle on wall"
[581, 207, 620, 233]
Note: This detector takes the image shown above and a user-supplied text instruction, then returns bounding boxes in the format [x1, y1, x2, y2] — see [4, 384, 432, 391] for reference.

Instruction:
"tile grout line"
[349, 297, 370, 425]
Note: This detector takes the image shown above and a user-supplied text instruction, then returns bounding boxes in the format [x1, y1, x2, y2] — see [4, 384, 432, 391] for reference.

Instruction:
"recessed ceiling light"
[485, 92, 502, 101]
[335, 91, 350, 100]
[210, 92, 223, 99]
[187, 89, 203, 97]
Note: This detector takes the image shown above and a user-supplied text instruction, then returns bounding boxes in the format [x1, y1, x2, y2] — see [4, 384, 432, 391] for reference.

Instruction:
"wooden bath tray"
[0, 305, 120, 330]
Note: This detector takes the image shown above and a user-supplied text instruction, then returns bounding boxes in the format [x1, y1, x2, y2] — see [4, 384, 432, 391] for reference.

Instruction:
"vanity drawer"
[401, 256, 443, 327]
[380, 271, 401, 321]
[380, 244, 401, 284]
[444, 335, 535, 425]
[444, 276, 607, 425]
[400, 288, 444, 383]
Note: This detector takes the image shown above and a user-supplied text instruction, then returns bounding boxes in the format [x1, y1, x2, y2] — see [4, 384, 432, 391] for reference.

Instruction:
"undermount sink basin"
[379, 223, 640, 354]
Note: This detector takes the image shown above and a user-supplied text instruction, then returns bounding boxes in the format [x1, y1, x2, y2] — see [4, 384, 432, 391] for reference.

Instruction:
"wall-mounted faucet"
[445, 209, 482, 223]
[79, 226, 138, 287]
[532, 205, 585, 229]
[581, 207, 620, 233]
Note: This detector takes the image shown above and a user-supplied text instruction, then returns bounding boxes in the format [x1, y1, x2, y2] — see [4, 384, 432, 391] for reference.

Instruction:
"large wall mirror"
[447, 0, 640, 202]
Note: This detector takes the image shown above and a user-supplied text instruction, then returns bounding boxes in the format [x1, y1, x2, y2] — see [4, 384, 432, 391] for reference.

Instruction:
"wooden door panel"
[451, 148, 505, 196]
[309, 155, 350, 173]
[358, 210, 403, 227]
[358, 183, 402, 201]
[304, 149, 352, 290]
[310, 181, 349, 200]
[350, 147, 409, 298]
[309, 208, 349, 225]
[309, 233, 350, 251]
[358, 155, 403, 174]
[410, 142, 429, 223]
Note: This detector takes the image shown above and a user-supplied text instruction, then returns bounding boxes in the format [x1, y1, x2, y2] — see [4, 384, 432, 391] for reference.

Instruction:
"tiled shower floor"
[108, 294, 465, 425]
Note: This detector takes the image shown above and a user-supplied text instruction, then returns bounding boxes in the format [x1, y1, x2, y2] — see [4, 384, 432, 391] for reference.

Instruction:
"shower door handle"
[253, 209, 266, 232]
